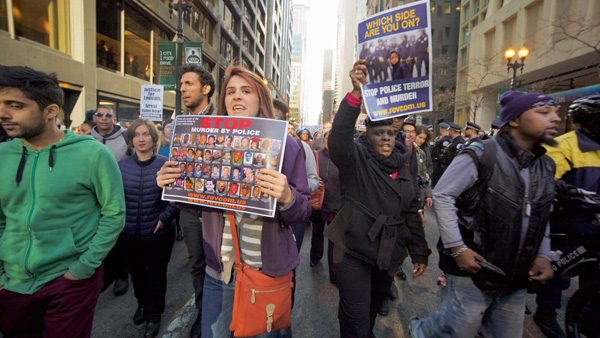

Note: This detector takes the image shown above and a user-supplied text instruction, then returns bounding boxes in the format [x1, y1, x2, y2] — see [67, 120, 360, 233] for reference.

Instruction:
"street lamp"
[504, 46, 529, 90]
[169, 0, 193, 115]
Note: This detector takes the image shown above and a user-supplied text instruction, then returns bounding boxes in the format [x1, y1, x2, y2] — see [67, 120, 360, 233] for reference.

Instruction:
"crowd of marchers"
[0, 59, 599, 338]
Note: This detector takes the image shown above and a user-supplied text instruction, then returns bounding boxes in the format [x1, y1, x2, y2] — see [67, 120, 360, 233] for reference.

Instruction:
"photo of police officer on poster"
[162, 115, 288, 217]
[357, 0, 433, 121]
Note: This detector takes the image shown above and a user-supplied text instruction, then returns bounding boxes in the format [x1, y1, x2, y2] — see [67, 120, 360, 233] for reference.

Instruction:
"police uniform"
[441, 122, 465, 170]
[431, 122, 451, 187]
[464, 121, 483, 148]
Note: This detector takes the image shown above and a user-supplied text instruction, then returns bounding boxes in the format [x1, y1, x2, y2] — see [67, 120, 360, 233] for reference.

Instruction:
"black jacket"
[442, 134, 465, 168]
[317, 148, 341, 217]
[324, 96, 429, 273]
[119, 153, 179, 241]
[439, 133, 556, 297]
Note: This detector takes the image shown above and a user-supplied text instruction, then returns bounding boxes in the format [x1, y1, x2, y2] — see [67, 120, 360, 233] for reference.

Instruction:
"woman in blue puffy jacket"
[118, 119, 179, 337]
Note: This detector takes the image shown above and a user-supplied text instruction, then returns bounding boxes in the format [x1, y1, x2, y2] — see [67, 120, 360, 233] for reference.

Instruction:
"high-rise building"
[289, 3, 310, 124]
[334, 0, 366, 108]
[365, 0, 460, 128]
[321, 50, 334, 124]
[454, 0, 600, 131]
[0, 0, 293, 127]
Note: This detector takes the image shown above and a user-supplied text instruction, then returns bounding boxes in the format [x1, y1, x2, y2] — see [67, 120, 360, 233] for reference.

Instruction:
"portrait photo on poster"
[163, 115, 289, 217]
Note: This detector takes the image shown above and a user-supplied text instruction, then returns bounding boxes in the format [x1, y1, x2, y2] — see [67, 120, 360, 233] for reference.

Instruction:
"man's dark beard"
[540, 133, 558, 147]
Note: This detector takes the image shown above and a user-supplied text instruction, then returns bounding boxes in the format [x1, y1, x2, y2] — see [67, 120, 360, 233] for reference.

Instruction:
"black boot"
[378, 299, 390, 316]
[190, 312, 201, 338]
[113, 278, 129, 296]
[388, 283, 398, 301]
[396, 267, 407, 280]
[533, 308, 566, 338]
[133, 304, 146, 325]
[144, 321, 160, 338]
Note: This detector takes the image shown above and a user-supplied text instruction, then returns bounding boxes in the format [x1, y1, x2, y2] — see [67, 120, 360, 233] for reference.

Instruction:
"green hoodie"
[0, 130, 125, 294]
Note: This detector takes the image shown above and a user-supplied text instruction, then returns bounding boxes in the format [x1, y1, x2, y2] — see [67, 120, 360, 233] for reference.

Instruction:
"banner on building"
[184, 42, 203, 65]
[158, 41, 177, 91]
[140, 85, 164, 121]
[162, 115, 288, 218]
[357, 1, 433, 121]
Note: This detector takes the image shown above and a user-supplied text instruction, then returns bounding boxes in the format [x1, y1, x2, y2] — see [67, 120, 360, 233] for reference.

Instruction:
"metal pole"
[175, 2, 184, 116]
[511, 64, 517, 91]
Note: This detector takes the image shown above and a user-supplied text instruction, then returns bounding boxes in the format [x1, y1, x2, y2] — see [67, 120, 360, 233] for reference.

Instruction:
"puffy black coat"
[118, 153, 178, 241]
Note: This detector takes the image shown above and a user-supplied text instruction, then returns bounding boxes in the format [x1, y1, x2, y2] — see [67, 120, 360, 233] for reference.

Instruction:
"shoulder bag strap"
[228, 211, 242, 266]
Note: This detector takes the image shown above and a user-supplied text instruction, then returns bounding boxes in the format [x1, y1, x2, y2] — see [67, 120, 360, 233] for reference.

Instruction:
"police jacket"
[118, 153, 178, 241]
[324, 95, 430, 273]
[441, 134, 465, 167]
[437, 133, 555, 297]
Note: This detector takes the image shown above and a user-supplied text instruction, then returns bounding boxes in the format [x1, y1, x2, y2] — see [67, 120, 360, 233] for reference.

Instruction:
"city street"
[90, 210, 573, 337]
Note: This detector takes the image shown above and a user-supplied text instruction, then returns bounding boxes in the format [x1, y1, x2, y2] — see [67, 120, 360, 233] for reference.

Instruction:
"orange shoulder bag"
[228, 211, 294, 337]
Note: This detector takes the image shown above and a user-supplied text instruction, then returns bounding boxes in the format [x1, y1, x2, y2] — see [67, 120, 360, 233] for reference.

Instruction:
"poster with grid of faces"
[162, 115, 288, 217]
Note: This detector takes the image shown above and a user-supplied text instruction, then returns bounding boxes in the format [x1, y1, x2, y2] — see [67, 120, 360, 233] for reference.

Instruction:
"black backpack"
[455, 139, 497, 215]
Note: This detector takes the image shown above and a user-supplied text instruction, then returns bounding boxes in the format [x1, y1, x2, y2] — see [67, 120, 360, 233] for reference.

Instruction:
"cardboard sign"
[162, 115, 288, 218]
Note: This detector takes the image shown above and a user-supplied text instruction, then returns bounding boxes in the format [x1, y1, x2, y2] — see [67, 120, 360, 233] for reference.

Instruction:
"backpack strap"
[455, 139, 497, 214]
[295, 138, 306, 160]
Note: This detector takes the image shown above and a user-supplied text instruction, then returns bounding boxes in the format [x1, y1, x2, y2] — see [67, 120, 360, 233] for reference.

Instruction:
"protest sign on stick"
[140, 85, 164, 121]
[162, 115, 288, 218]
[357, 1, 433, 120]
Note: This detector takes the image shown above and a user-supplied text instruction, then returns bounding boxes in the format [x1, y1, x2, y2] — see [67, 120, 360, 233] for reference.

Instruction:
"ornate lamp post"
[169, 0, 193, 115]
[504, 47, 529, 90]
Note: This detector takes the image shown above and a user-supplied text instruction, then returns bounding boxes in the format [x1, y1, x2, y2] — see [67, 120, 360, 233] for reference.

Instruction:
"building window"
[97, 0, 121, 70]
[13, 0, 70, 53]
[242, 28, 254, 55]
[440, 67, 448, 75]
[124, 4, 151, 80]
[244, 2, 254, 30]
[445, 27, 451, 37]
[443, 1, 451, 14]
[461, 49, 467, 65]
[442, 45, 449, 54]
[220, 32, 234, 63]
[464, 4, 470, 21]
[152, 26, 171, 84]
[431, 0, 435, 13]
[258, 6, 265, 27]
[188, 4, 214, 45]
[0, 0, 8, 31]
[462, 28, 470, 44]
[257, 50, 264, 70]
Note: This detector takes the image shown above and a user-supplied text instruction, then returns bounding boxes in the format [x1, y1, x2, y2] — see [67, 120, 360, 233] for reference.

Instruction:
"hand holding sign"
[350, 60, 368, 100]
[255, 169, 293, 208]
[156, 161, 182, 188]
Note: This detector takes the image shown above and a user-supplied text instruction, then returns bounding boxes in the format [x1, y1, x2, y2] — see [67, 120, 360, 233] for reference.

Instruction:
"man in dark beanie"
[410, 91, 560, 337]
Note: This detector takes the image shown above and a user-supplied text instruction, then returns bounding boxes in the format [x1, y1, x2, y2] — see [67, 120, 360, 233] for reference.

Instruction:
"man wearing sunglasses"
[90, 106, 129, 162]
[90, 105, 130, 298]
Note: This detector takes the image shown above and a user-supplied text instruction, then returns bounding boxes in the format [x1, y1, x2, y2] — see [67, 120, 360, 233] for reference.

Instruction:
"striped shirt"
[220, 212, 263, 284]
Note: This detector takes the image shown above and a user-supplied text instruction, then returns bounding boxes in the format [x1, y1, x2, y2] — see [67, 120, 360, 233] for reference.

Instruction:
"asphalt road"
[89, 209, 571, 337]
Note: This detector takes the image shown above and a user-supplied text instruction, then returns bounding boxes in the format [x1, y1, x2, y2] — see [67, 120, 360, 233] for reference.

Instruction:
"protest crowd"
[1, 46, 600, 338]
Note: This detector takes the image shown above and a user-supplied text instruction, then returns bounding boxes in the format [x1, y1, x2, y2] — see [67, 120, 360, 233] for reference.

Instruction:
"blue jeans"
[201, 273, 282, 338]
[410, 274, 527, 338]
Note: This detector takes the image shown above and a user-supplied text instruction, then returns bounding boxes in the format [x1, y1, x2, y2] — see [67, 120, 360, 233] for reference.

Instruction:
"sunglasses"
[95, 112, 114, 118]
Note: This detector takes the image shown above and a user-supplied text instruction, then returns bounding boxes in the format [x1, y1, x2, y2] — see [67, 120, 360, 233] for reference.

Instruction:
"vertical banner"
[158, 41, 177, 91]
[183, 42, 203, 65]
[140, 85, 164, 121]
[162, 115, 288, 218]
[357, 1, 432, 121]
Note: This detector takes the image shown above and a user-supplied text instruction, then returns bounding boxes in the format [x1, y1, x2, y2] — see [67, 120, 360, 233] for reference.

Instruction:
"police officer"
[440, 122, 465, 172]
[463, 121, 482, 147]
[431, 122, 451, 187]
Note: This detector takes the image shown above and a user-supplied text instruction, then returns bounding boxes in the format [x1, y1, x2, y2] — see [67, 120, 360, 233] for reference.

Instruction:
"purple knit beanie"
[499, 91, 557, 127]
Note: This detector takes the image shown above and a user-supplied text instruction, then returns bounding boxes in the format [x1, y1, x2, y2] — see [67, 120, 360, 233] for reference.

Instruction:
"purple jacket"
[177, 135, 310, 277]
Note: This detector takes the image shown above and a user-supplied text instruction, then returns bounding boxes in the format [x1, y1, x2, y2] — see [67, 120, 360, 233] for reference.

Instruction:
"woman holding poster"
[323, 60, 430, 337]
[156, 66, 310, 338]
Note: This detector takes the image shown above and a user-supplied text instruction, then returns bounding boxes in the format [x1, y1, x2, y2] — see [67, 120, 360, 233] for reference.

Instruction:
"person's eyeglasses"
[95, 112, 113, 118]
[404, 130, 416, 134]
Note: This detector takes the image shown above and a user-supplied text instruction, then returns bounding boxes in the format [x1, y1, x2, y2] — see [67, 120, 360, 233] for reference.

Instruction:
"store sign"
[158, 41, 177, 91]
[184, 42, 203, 65]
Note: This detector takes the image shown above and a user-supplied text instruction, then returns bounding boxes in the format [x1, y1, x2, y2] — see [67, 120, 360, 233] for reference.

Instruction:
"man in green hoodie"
[0, 65, 125, 337]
